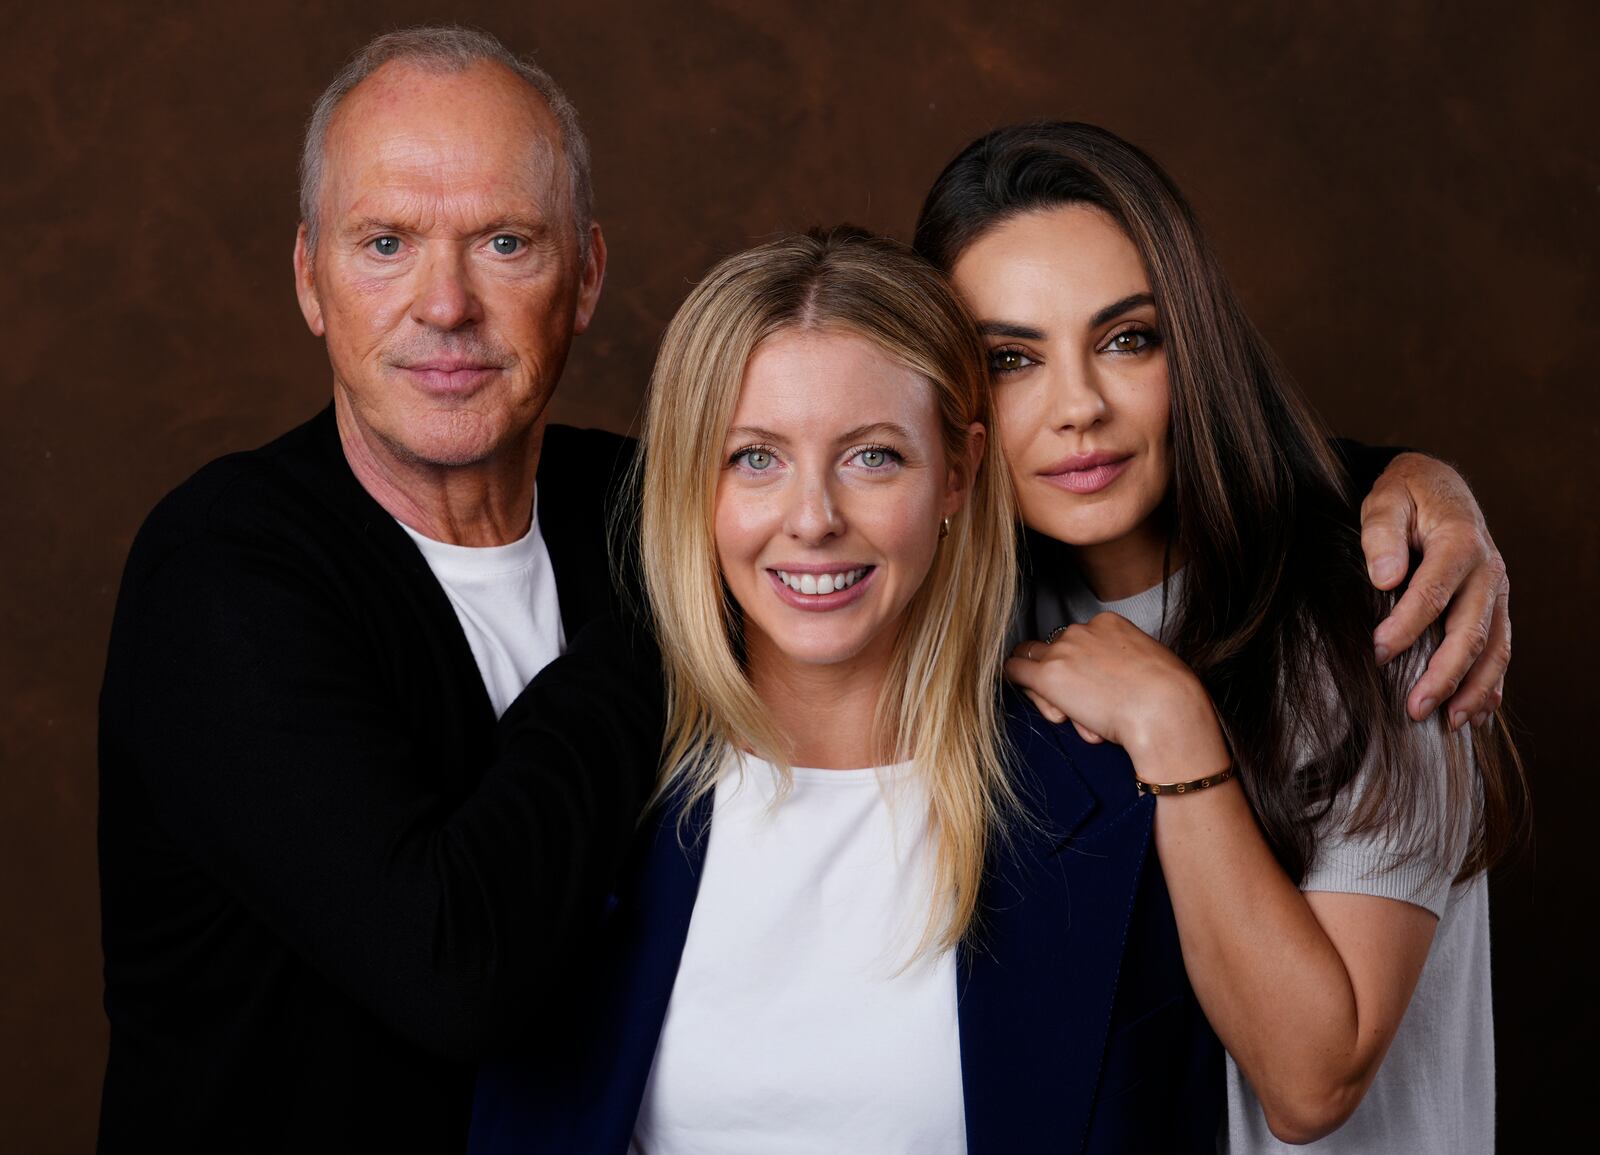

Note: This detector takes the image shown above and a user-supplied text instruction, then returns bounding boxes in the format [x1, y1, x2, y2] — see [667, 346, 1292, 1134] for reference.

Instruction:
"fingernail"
[1371, 559, 1401, 584]
[1374, 644, 1392, 664]
[1450, 710, 1467, 731]
[1416, 696, 1437, 717]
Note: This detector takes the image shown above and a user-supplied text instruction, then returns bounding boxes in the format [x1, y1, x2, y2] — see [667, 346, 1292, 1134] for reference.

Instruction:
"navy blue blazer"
[471, 693, 1222, 1153]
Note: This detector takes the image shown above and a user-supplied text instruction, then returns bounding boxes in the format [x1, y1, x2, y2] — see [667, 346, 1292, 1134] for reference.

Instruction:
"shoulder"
[538, 424, 638, 487]
[117, 408, 388, 606]
[1000, 687, 1144, 835]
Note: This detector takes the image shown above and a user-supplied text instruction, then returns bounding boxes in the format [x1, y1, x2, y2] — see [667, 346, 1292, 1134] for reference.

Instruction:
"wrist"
[1123, 680, 1228, 771]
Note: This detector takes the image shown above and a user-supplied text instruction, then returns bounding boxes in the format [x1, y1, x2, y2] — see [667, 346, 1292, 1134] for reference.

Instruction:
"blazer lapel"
[958, 696, 1156, 1155]
[468, 789, 709, 1155]
[577, 787, 712, 1153]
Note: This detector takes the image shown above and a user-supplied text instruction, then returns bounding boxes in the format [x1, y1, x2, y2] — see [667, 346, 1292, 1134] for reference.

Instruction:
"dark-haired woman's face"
[950, 205, 1172, 599]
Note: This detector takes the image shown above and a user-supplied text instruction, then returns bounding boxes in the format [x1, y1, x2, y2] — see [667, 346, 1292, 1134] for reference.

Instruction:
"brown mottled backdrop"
[2, 0, 1591, 1148]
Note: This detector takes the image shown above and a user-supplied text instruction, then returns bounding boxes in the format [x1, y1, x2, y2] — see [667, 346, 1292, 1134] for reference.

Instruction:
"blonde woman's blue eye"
[853, 447, 900, 469]
[491, 235, 522, 255]
[371, 236, 401, 256]
[739, 449, 774, 470]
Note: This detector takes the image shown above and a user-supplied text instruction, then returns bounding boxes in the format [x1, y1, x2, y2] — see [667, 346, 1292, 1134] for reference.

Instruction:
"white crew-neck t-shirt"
[631, 752, 966, 1155]
[397, 501, 565, 718]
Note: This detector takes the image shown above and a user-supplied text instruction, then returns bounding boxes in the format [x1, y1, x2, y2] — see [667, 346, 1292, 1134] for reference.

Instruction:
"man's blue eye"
[491, 236, 522, 255]
[371, 236, 401, 256]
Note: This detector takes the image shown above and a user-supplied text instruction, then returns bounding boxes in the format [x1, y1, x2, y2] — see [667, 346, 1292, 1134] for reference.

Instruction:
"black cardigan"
[97, 407, 663, 1153]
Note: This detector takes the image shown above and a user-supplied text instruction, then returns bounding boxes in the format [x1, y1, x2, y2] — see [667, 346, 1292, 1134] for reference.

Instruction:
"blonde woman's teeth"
[775, 568, 866, 595]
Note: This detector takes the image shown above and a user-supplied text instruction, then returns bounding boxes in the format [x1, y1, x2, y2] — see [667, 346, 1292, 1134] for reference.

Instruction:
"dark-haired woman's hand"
[1359, 453, 1510, 731]
[1005, 613, 1231, 780]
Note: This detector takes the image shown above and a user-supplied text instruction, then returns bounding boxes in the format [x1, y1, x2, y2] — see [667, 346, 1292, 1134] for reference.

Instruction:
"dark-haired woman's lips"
[1039, 452, 1133, 494]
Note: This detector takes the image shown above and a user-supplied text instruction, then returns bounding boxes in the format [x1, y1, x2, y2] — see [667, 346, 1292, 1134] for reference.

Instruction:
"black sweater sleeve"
[1330, 438, 1408, 490]
[104, 516, 663, 1063]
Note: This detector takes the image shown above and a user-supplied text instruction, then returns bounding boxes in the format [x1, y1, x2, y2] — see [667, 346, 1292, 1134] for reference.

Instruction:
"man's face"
[294, 61, 603, 470]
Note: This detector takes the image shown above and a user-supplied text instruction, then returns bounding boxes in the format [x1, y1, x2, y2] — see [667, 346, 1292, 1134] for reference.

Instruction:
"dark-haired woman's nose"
[1048, 361, 1108, 432]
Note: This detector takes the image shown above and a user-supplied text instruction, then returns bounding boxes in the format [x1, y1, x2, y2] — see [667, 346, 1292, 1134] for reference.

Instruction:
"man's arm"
[1346, 447, 1510, 730]
[105, 525, 663, 1062]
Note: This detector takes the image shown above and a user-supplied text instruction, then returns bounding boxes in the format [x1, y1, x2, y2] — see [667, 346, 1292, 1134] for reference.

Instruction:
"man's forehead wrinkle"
[327, 132, 564, 238]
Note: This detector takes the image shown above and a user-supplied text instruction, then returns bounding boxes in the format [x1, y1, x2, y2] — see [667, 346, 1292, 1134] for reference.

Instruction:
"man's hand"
[1360, 452, 1509, 730]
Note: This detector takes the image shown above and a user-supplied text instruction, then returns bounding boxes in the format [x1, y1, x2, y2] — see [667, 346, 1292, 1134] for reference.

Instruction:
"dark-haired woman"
[914, 123, 1527, 1153]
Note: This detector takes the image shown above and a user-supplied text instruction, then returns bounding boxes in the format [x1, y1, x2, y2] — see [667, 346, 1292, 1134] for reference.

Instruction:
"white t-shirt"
[1026, 572, 1494, 1155]
[398, 502, 565, 718]
[631, 752, 966, 1155]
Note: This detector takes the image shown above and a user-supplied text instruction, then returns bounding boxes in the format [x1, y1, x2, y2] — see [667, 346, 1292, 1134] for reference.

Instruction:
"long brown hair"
[637, 226, 1020, 950]
[914, 122, 1527, 885]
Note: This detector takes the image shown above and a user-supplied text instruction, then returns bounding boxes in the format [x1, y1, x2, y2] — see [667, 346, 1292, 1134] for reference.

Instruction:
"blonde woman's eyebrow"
[837, 422, 916, 444]
[1090, 292, 1156, 328]
[724, 422, 916, 448]
[725, 426, 786, 444]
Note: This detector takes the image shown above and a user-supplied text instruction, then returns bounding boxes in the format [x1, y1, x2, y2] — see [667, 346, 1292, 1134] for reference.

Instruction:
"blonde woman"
[470, 226, 1223, 1153]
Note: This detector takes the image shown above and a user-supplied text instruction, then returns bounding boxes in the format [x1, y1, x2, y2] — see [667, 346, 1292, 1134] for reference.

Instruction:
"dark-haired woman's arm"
[1006, 616, 1443, 1145]
[1350, 449, 1510, 731]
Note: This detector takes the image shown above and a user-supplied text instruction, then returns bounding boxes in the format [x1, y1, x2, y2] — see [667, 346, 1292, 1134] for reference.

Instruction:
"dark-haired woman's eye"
[1106, 327, 1160, 354]
[989, 347, 1035, 374]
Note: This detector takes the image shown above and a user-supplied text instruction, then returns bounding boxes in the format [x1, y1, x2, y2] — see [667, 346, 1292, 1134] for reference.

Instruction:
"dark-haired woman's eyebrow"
[1090, 292, 1156, 329]
[977, 320, 1046, 340]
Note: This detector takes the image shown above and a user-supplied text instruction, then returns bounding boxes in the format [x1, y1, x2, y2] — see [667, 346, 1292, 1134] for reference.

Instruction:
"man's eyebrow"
[1090, 292, 1156, 329]
[342, 216, 405, 237]
[977, 321, 1046, 340]
[337, 215, 556, 238]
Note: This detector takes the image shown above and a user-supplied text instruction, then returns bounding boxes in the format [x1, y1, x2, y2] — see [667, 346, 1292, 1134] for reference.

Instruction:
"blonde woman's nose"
[783, 471, 844, 543]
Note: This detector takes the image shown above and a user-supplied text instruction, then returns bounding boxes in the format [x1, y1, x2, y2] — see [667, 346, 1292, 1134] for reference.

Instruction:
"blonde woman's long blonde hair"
[637, 226, 1020, 952]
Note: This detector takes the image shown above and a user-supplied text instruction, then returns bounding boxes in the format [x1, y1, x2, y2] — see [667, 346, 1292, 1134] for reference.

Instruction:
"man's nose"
[411, 246, 482, 330]
[783, 471, 844, 544]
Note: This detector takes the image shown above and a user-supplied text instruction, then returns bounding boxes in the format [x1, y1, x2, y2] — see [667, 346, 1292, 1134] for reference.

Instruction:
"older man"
[97, 24, 1509, 1155]
[98, 29, 655, 1154]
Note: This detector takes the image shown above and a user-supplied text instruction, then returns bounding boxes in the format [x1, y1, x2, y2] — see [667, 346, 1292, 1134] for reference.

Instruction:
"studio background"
[3, 1, 1591, 1149]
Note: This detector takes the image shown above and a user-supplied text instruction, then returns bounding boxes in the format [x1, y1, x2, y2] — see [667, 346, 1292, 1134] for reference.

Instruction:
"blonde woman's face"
[714, 328, 972, 680]
[950, 205, 1173, 598]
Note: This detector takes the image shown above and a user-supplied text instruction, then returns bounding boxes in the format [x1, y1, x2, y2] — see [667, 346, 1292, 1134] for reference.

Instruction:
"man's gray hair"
[298, 25, 593, 261]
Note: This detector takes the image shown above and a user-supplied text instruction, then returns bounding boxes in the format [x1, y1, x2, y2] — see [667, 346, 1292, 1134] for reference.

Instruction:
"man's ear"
[572, 221, 607, 334]
[944, 421, 987, 518]
[293, 224, 325, 337]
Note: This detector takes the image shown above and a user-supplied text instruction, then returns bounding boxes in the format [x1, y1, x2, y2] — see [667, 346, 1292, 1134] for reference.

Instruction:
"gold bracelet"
[1135, 765, 1234, 797]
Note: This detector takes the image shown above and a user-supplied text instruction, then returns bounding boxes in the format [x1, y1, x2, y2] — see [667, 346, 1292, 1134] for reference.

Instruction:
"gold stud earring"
[939, 517, 951, 540]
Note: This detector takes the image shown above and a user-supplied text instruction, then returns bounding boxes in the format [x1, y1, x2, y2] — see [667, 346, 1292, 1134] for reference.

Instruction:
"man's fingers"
[1359, 483, 1416, 592]
[1444, 579, 1511, 729]
[1401, 560, 1498, 720]
[1372, 530, 1479, 663]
